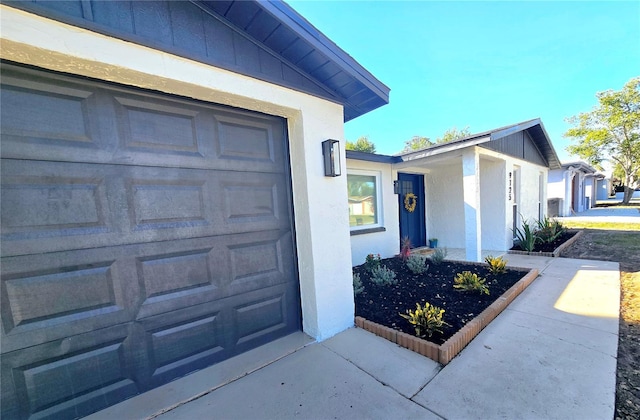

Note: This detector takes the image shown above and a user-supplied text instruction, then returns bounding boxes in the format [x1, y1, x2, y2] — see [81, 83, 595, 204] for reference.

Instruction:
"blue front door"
[398, 173, 426, 248]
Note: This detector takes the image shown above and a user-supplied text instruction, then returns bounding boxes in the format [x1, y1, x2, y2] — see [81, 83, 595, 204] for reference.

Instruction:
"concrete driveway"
[87, 255, 620, 420]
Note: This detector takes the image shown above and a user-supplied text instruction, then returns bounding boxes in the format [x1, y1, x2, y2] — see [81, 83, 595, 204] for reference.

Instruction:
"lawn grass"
[562, 221, 640, 231]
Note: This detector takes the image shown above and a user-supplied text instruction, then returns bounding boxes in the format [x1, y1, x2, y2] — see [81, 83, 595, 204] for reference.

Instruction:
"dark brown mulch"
[353, 257, 528, 345]
[509, 230, 577, 253]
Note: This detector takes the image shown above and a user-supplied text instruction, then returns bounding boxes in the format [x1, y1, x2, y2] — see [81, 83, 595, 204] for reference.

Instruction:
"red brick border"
[355, 268, 539, 365]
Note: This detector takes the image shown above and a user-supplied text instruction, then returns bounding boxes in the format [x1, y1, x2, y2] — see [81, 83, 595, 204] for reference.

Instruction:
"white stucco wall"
[426, 162, 466, 249]
[0, 5, 354, 341]
[346, 159, 399, 266]
[508, 159, 548, 240]
[547, 169, 565, 199]
[480, 158, 507, 251]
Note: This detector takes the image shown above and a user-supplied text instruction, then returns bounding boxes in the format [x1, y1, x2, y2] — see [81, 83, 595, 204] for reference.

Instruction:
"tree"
[402, 135, 432, 152]
[565, 77, 640, 204]
[346, 136, 376, 153]
[435, 126, 471, 144]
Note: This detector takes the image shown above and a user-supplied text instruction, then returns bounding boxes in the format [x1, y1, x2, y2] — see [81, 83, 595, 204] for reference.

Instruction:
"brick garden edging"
[355, 267, 539, 365]
[507, 230, 584, 257]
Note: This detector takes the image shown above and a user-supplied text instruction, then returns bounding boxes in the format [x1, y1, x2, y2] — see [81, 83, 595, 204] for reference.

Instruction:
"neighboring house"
[547, 161, 603, 216]
[0, 1, 389, 418]
[347, 119, 561, 265]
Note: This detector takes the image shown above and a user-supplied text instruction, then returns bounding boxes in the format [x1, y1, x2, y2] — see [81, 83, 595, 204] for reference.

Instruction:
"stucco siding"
[517, 162, 547, 224]
[480, 158, 506, 250]
[426, 163, 465, 249]
[347, 159, 399, 266]
[547, 169, 565, 199]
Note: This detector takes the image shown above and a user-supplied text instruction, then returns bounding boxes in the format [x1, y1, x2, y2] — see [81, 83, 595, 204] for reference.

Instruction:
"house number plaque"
[508, 172, 512, 201]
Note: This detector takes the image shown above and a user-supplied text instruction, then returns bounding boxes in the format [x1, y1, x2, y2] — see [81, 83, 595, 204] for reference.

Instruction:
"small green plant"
[353, 272, 364, 295]
[453, 271, 489, 295]
[429, 247, 447, 265]
[399, 302, 449, 338]
[406, 254, 429, 274]
[399, 236, 412, 262]
[484, 255, 507, 275]
[514, 219, 538, 252]
[364, 253, 381, 272]
[536, 216, 565, 244]
[370, 265, 397, 286]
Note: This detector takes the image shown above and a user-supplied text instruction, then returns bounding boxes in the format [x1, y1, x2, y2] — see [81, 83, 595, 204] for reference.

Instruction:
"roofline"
[561, 161, 598, 173]
[346, 150, 402, 163]
[269, 1, 390, 103]
[348, 118, 562, 169]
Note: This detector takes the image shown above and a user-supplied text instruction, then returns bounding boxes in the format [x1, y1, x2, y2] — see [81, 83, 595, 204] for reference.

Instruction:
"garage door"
[0, 64, 301, 419]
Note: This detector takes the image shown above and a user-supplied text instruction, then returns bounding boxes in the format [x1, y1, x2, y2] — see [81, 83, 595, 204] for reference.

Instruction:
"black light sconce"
[322, 139, 341, 177]
[393, 180, 400, 194]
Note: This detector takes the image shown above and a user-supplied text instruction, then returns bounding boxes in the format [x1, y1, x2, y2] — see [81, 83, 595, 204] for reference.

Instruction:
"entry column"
[462, 149, 482, 261]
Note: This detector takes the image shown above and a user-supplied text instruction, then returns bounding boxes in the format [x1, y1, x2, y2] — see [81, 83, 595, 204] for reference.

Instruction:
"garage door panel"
[1, 161, 291, 256]
[0, 71, 100, 147]
[1, 324, 139, 420]
[135, 229, 293, 320]
[1, 254, 135, 354]
[225, 232, 295, 296]
[0, 159, 122, 257]
[231, 282, 300, 354]
[1, 66, 286, 174]
[136, 301, 228, 388]
[113, 94, 207, 157]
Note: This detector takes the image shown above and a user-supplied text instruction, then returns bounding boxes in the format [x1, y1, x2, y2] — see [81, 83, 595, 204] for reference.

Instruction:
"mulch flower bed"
[354, 257, 530, 345]
[509, 230, 578, 253]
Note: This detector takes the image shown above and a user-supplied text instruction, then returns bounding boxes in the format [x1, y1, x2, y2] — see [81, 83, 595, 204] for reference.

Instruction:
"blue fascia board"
[346, 150, 401, 163]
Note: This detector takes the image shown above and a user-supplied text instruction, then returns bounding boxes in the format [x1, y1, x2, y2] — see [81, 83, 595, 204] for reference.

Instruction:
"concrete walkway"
[86, 256, 620, 420]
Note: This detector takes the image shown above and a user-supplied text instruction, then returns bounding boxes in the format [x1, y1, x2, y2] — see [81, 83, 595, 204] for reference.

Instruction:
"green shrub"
[406, 254, 429, 274]
[484, 255, 507, 275]
[370, 265, 397, 286]
[536, 216, 565, 244]
[429, 247, 447, 265]
[353, 272, 364, 295]
[453, 271, 489, 295]
[399, 302, 449, 338]
[364, 253, 381, 272]
[514, 219, 538, 252]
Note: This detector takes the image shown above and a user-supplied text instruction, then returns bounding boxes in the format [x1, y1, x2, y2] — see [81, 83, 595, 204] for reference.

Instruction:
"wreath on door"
[404, 192, 417, 213]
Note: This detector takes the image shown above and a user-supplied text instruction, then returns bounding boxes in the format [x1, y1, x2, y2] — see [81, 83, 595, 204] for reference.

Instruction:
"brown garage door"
[0, 64, 301, 419]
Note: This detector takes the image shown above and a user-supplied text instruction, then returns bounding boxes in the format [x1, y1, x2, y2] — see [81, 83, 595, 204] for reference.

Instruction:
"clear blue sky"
[287, 0, 640, 161]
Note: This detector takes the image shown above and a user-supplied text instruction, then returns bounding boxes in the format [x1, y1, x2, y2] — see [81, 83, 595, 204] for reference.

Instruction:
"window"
[347, 171, 382, 230]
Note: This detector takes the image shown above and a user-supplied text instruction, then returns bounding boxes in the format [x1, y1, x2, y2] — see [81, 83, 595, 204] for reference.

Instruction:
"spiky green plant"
[514, 219, 538, 252]
[484, 255, 507, 275]
[536, 216, 566, 244]
[453, 271, 489, 295]
[399, 302, 449, 338]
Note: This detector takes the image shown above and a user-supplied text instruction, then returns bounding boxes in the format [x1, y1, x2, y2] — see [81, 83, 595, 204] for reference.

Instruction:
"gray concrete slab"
[322, 327, 441, 398]
[156, 343, 441, 420]
[413, 256, 619, 420]
[507, 259, 620, 334]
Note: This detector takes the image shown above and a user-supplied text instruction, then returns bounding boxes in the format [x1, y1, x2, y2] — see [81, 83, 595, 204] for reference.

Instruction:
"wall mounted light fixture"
[393, 180, 400, 194]
[322, 139, 341, 177]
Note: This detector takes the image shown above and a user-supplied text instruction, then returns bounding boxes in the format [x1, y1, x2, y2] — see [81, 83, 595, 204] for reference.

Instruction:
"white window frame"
[347, 169, 384, 232]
